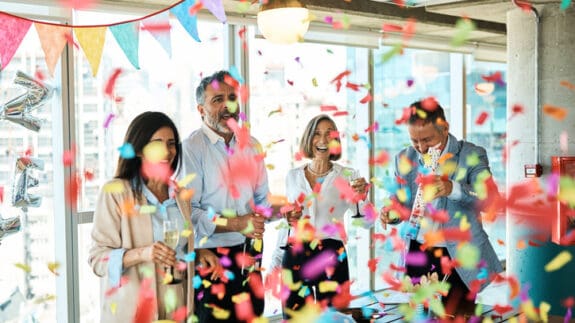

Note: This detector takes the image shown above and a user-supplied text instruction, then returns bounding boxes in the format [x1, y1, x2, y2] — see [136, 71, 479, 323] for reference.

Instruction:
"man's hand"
[379, 207, 400, 229]
[196, 248, 223, 280]
[432, 175, 453, 199]
[238, 213, 265, 239]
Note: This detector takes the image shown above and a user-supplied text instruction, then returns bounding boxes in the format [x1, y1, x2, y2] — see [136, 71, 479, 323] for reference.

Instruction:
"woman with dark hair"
[271, 114, 369, 318]
[89, 111, 220, 322]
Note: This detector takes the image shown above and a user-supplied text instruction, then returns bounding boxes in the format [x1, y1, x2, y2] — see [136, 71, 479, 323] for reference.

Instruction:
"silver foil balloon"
[11, 157, 44, 208]
[1, 71, 53, 132]
[0, 216, 21, 242]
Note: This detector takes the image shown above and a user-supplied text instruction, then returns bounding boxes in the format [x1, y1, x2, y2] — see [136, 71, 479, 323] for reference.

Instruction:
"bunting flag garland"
[35, 24, 71, 76]
[0, 0, 227, 75]
[109, 22, 140, 69]
[0, 12, 32, 71]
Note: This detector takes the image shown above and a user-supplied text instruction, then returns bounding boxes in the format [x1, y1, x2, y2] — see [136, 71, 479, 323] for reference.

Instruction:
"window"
[465, 58, 507, 262]
[247, 28, 371, 315]
[0, 22, 61, 322]
[372, 46, 452, 290]
[72, 11, 226, 322]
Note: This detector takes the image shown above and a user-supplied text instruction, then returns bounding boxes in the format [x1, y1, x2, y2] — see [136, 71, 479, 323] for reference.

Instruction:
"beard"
[204, 111, 239, 135]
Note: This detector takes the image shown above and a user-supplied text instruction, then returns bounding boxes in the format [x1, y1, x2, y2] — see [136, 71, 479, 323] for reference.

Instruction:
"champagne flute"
[163, 220, 179, 282]
[280, 206, 299, 250]
[350, 177, 366, 218]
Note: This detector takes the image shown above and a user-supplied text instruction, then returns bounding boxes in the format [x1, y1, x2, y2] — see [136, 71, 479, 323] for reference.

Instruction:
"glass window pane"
[372, 47, 451, 291]
[0, 26, 60, 322]
[247, 29, 370, 315]
[465, 58, 507, 262]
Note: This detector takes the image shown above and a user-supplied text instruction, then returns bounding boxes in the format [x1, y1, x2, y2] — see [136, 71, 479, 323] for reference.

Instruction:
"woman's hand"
[284, 206, 302, 225]
[351, 177, 369, 200]
[196, 248, 223, 280]
[143, 241, 177, 267]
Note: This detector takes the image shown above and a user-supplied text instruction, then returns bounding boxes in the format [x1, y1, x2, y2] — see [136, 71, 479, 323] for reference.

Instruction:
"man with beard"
[180, 70, 270, 322]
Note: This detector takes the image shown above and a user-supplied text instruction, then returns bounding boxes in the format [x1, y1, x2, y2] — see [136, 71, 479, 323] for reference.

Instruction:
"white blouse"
[270, 163, 367, 269]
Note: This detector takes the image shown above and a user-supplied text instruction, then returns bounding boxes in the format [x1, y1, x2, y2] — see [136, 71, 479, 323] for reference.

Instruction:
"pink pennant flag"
[0, 13, 32, 70]
[35, 23, 71, 76]
[141, 11, 172, 58]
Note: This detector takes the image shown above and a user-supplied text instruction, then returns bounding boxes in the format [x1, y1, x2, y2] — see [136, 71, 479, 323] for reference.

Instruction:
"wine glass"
[163, 220, 179, 282]
[280, 207, 299, 250]
[350, 177, 366, 218]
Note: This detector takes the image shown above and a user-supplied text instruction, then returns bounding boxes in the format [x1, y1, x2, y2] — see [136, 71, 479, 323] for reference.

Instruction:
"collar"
[201, 122, 234, 145]
[141, 180, 176, 206]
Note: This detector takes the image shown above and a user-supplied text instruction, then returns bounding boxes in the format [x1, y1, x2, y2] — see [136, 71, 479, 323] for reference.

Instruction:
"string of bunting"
[0, 0, 227, 76]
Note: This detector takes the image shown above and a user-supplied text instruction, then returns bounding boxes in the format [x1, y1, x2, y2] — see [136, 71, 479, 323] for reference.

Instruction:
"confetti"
[118, 143, 135, 159]
[543, 104, 568, 121]
[544, 251, 572, 272]
[104, 68, 122, 99]
[451, 17, 476, 47]
[475, 111, 489, 125]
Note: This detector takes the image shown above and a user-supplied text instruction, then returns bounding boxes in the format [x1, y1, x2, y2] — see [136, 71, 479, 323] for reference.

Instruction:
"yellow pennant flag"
[74, 27, 107, 76]
[35, 23, 70, 76]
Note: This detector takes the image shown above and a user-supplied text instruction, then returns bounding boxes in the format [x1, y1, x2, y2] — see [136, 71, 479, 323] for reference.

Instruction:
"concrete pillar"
[507, 4, 575, 316]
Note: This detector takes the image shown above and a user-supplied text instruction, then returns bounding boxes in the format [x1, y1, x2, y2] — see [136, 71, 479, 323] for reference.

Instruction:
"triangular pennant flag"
[110, 22, 140, 69]
[141, 11, 172, 58]
[35, 23, 71, 76]
[202, 0, 227, 23]
[74, 26, 107, 76]
[171, 0, 201, 42]
[0, 13, 32, 70]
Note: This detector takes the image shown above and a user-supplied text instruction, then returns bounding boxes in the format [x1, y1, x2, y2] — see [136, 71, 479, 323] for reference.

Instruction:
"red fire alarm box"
[551, 156, 575, 245]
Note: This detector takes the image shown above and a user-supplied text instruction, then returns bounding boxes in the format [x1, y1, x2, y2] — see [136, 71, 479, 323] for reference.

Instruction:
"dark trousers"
[407, 240, 476, 315]
[281, 239, 349, 319]
[194, 244, 264, 323]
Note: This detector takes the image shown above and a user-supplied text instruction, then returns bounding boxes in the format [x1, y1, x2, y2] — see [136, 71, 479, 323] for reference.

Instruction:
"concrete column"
[507, 4, 575, 316]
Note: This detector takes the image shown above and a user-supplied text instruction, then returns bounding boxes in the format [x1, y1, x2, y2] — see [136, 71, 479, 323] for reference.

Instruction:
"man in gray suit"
[380, 99, 503, 316]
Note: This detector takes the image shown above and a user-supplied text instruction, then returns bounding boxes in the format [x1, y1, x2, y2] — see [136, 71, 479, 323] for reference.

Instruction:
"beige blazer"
[89, 179, 194, 322]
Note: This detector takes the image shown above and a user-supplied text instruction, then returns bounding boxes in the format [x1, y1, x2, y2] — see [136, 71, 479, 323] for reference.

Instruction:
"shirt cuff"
[448, 181, 462, 200]
[108, 248, 126, 287]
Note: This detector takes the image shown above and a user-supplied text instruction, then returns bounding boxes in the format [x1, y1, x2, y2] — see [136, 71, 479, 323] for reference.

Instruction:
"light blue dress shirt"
[180, 123, 271, 249]
[107, 182, 186, 286]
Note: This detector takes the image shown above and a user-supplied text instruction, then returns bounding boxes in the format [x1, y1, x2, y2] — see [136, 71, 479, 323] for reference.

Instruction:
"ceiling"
[20, 0, 548, 48]
[91, 0, 518, 47]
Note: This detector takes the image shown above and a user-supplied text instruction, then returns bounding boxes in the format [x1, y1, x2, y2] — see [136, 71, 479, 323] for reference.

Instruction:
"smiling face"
[197, 81, 239, 139]
[311, 119, 337, 160]
[144, 126, 177, 165]
[407, 120, 449, 154]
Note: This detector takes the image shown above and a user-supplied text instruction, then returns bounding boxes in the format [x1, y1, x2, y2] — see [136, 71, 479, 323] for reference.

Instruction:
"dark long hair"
[114, 111, 181, 195]
[299, 114, 341, 161]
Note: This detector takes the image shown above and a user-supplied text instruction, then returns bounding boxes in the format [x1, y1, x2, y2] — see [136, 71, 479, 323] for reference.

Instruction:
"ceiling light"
[257, 0, 310, 44]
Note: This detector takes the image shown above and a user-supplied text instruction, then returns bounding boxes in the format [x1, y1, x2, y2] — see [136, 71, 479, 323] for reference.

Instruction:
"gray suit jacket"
[395, 133, 503, 290]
